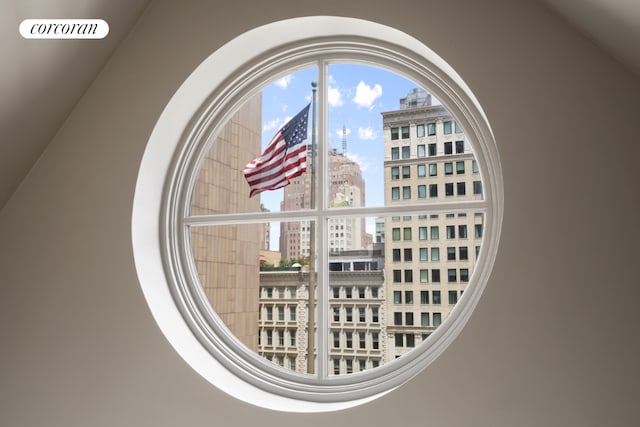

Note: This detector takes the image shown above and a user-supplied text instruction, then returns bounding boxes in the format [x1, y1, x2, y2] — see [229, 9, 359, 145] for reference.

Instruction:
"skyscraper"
[382, 88, 484, 359]
[279, 149, 369, 260]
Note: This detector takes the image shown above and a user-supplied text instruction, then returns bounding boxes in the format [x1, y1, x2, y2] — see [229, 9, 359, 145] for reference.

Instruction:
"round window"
[132, 16, 503, 412]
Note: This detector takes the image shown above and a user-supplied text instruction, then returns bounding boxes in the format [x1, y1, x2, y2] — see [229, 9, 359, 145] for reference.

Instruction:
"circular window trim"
[132, 16, 503, 412]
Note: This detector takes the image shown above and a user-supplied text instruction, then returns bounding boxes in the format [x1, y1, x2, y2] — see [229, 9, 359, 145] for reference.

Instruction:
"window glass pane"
[187, 63, 487, 376]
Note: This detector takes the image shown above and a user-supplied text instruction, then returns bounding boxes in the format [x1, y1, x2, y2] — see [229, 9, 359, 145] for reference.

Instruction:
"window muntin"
[133, 17, 503, 411]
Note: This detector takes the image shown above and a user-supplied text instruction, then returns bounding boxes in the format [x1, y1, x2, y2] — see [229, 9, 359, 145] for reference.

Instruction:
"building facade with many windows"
[258, 248, 386, 374]
[382, 90, 484, 359]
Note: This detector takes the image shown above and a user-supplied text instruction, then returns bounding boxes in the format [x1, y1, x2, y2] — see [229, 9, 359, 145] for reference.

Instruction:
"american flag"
[244, 104, 310, 197]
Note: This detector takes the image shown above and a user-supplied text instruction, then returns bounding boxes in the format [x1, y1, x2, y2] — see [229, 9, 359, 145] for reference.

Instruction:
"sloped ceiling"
[0, 0, 151, 211]
[1, 0, 639, 211]
[539, 0, 640, 76]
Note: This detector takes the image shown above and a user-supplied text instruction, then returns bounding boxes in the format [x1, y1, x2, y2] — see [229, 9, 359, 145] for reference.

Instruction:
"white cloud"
[274, 74, 293, 89]
[328, 86, 344, 107]
[263, 116, 291, 133]
[345, 152, 371, 172]
[358, 126, 377, 141]
[353, 81, 383, 110]
[263, 118, 282, 132]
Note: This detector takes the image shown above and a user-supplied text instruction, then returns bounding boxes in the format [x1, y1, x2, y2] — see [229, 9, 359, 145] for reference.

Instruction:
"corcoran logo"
[19, 19, 109, 39]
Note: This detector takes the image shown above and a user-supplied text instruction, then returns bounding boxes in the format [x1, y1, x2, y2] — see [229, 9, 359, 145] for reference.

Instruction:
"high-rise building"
[279, 149, 369, 260]
[382, 89, 484, 360]
[258, 247, 386, 374]
[190, 94, 263, 351]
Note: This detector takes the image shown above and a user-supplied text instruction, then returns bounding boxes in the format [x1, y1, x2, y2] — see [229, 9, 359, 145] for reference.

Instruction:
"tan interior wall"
[1, 0, 639, 425]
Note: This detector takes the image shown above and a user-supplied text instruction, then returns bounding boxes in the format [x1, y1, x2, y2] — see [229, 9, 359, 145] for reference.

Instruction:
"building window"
[391, 187, 400, 200]
[448, 269, 457, 282]
[346, 307, 353, 322]
[427, 122, 436, 136]
[403, 227, 412, 240]
[446, 225, 455, 239]
[401, 125, 410, 139]
[333, 306, 340, 322]
[456, 161, 465, 174]
[393, 291, 402, 304]
[333, 287, 340, 298]
[359, 307, 366, 322]
[406, 334, 415, 347]
[402, 165, 410, 179]
[401, 146, 410, 159]
[443, 120, 452, 134]
[432, 291, 441, 305]
[447, 247, 456, 261]
[404, 248, 413, 262]
[391, 127, 399, 140]
[391, 147, 399, 160]
[420, 291, 429, 304]
[444, 141, 452, 154]
[429, 184, 438, 198]
[421, 312, 430, 326]
[431, 247, 440, 261]
[432, 269, 441, 283]
[419, 226, 428, 240]
[455, 140, 464, 153]
[417, 164, 426, 177]
[459, 246, 468, 260]
[394, 312, 403, 325]
[290, 306, 296, 321]
[405, 291, 414, 304]
[404, 269, 413, 283]
[473, 180, 482, 195]
[459, 225, 468, 238]
[372, 308, 379, 323]
[405, 312, 414, 326]
[433, 313, 442, 327]
[402, 186, 411, 199]
[420, 269, 428, 283]
[457, 182, 466, 196]
[391, 166, 399, 180]
[429, 163, 437, 176]
[418, 185, 427, 199]
[475, 224, 483, 238]
[455, 121, 462, 133]
[460, 268, 469, 282]
[417, 144, 426, 157]
[444, 162, 453, 175]
[392, 227, 401, 241]
[395, 334, 404, 347]
[445, 183, 454, 196]
[430, 226, 439, 240]
[416, 124, 425, 137]
[393, 270, 402, 283]
[428, 143, 436, 156]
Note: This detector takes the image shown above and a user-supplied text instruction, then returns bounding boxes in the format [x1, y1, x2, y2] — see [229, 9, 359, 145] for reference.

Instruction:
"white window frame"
[132, 16, 503, 412]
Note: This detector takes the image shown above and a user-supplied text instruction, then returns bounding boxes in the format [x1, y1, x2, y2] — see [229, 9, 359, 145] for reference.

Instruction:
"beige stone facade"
[382, 93, 484, 359]
[190, 94, 262, 351]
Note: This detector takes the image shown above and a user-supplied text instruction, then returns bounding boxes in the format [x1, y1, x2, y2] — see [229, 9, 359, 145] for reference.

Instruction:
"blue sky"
[259, 64, 427, 211]
[256, 64, 431, 250]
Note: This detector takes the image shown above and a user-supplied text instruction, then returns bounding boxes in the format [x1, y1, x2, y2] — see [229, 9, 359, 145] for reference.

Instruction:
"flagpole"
[307, 81, 317, 374]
